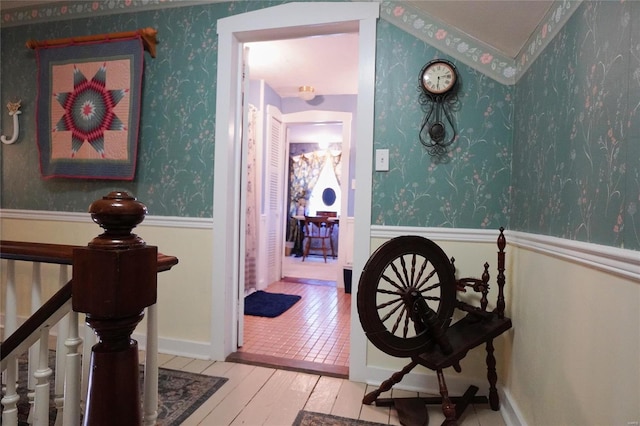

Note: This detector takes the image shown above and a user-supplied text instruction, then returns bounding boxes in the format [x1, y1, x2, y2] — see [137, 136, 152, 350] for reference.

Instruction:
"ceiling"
[248, 1, 553, 98]
[1, 0, 554, 98]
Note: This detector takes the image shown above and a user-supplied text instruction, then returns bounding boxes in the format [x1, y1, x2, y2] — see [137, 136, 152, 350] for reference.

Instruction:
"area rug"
[4, 351, 227, 426]
[244, 290, 302, 317]
[293, 411, 388, 426]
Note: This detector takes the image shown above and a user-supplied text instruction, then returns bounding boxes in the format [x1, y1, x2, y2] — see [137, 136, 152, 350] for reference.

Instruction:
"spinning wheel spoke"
[398, 256, 410, 288]
[357, 235, 456, 358]
[388, 305, 408, 336]
[388, 262, 408, 289]
[402, 308, 411, 338]
[418, 280, 440, 293]
[378, 298, 405, 321]
[380, 273, 405, 292]
[413, 256, 429, 285]
[416, 267, 438, 291]
[376, 287, 401, 296]
[409, 254, 417, 287]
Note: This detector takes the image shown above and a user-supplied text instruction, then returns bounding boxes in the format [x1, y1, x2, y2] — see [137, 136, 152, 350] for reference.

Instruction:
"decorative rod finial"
[88, 191, 147, 249]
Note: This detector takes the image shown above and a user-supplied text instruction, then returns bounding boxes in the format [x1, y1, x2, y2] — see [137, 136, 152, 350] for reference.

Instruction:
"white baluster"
[143, 304, 159, 426]
[80, 322, 96, 412]
[61, 312, 82, 426]
[3, 260, 18, 344]
[27, 262, 43, 424]
[54, 265, 69, 426]
[1, 354, 19, 426]
[1, 260, 18, 426]
[33, 327, 53, 426]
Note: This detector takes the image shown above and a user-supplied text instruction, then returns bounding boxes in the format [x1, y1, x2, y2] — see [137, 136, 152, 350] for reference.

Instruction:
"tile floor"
[233, 277, 351, 376]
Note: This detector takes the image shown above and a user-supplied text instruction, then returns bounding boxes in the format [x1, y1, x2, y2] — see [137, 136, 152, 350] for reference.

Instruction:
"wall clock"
[418, 59, 460, 158]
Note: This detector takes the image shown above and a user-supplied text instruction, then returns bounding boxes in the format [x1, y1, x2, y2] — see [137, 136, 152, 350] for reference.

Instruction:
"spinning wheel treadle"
[357, 236, 457, 358]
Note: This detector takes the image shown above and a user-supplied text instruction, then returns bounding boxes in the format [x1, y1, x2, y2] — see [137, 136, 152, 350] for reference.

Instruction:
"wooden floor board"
[171, 356, 507, 426]
[198, 365, 275, 425]
[263, 372, 319, 425]
[331, 379, 367, 420]
[229, 369, 298, 425]
[302, 375, 342, 414]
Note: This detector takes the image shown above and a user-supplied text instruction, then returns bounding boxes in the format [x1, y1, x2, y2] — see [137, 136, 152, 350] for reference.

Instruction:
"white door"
[236, 46, 252, 346]
[265, 106, 285, 285]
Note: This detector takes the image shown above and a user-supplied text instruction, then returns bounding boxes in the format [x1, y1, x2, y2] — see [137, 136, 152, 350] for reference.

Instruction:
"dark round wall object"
[322, 188, 336, 206]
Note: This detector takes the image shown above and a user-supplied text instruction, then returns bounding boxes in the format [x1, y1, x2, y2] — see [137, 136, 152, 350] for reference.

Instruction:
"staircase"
[1, 192, 178, 426]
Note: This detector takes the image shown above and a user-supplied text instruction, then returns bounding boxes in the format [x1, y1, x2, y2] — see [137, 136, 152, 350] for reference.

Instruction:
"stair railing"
[1, 191, 178, 426]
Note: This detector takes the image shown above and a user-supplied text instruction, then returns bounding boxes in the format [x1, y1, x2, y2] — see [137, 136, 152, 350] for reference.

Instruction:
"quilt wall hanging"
[30, 29, 157, 180]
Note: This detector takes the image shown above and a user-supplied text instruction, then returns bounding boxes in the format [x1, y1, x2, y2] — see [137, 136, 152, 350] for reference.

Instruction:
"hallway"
[229, 256, 350, 377]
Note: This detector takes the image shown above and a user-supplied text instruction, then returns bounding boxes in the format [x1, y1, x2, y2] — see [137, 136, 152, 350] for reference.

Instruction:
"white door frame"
[213, 2, 378, 382]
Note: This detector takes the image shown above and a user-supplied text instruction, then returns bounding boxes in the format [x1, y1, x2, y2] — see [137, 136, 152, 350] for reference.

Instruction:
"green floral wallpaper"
[0, 1, 282, 217]
[371, 20, 513, 229]
[511, 1, 640, 250]
[1, 1, 638, 251]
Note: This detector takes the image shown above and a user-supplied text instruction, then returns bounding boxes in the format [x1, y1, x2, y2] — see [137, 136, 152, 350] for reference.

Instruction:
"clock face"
[421, 61, 457, 95]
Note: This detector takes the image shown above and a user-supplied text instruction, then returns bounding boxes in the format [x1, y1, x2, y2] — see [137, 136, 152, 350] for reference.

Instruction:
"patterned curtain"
[288, 150, 326, 216]
[245, 105, 258, 292]
[328, 150, 342, 186]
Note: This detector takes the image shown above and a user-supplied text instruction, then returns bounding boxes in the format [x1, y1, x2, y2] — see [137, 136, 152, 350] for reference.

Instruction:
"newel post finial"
[88, 191, 147, 249]
[73, 191, 158, 426]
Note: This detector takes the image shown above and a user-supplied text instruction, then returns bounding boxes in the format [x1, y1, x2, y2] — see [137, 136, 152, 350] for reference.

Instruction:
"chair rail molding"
[371, 225, 640, 282]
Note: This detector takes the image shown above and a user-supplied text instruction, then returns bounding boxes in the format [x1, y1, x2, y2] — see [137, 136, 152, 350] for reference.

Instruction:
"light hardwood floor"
[155, 352, 507, 426]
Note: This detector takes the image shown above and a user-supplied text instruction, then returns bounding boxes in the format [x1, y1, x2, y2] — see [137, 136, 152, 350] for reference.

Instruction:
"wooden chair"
[302, 216, 335, 262]
[357, 228, 511, 425]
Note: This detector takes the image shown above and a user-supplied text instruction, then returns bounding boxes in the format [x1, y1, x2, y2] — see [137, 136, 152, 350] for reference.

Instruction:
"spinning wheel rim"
[357, 236, 456, 358]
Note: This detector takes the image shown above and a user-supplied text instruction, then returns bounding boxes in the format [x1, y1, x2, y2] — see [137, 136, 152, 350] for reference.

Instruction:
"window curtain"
[245, 104, 258, 293]
[288, 150, 342, 216]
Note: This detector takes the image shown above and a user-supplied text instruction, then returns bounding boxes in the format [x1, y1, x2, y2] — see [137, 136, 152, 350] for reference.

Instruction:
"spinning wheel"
[357, 236, 457, 358]
[356, 229, 512, 426]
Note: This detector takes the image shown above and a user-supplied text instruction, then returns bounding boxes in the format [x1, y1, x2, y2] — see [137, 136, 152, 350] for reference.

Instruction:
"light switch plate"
[375, 149, 389, 171]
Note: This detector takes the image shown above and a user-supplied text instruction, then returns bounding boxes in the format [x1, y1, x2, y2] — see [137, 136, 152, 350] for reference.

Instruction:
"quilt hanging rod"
[26, 27, 158, 58]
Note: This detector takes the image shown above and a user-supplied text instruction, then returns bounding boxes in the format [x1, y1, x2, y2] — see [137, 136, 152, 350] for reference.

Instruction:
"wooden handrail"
[1, 240, 178, 270]
[0, 281, 72, 368]
[0, 240, 178, 366]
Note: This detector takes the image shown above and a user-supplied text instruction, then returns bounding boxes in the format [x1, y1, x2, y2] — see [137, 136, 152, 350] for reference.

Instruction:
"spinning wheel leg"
[437, 369, 457, 425]
[363, 360, 419, 405]
[486, 339, 500, 410]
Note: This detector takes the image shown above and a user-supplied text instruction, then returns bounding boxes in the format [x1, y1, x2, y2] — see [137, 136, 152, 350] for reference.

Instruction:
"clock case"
[418, 59, 461, 158]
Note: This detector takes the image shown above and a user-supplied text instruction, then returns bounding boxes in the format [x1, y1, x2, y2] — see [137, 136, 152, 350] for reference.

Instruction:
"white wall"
[4, 214, 638, 425]
[1, 213, 214, 359]
[505, 239, 640, 425]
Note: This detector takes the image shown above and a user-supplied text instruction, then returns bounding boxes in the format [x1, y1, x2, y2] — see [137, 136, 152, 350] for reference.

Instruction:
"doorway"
[236, 88, 354, 373]
[212, 3, 378, 383]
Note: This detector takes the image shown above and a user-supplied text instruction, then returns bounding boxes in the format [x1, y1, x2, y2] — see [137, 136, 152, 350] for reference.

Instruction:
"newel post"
[72, 191, 157, 426]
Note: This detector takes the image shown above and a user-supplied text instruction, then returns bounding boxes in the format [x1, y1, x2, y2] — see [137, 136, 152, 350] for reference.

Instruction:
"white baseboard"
[132, 332, 212, 360]
[500, 387, 528, 426]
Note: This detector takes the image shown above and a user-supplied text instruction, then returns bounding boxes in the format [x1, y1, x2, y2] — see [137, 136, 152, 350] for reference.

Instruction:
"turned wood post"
[72, 191, 157, 426]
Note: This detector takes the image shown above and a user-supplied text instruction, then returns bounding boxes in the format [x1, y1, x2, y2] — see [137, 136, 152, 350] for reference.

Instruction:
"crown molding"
[379, 0, 517, 85]
[379, 0, 583, 85]
[515, 0, 583, 78]
[0, 0, 223, 27]
[2, 0, 582, 86]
